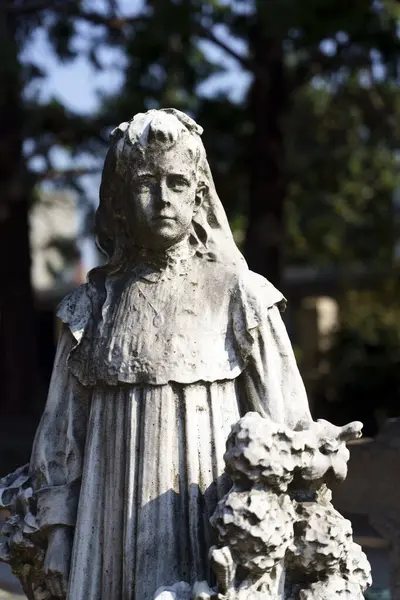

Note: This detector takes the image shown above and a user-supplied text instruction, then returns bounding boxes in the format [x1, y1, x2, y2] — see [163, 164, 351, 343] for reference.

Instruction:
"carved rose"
[297, 420, 362, 485]
[299, 574, 365, 600]
[341, 541, 372, 590]
[289, 502, 353, 573]
[223, 413, 362, 494]
[224, 413, 298, 492]
[211, 489, 295, 573]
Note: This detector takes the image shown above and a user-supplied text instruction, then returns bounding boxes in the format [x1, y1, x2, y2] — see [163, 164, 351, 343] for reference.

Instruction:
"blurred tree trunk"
[0, 6, 37, 417]
[244, 2, 287, 288]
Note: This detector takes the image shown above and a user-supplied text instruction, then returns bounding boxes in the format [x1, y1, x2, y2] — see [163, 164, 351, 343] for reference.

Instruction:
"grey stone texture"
[0, 110, 370, 600]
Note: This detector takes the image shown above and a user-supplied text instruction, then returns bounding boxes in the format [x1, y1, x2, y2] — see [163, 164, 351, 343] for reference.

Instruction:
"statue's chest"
[106, 275, 229, 335]
[90, 274, 240, 384]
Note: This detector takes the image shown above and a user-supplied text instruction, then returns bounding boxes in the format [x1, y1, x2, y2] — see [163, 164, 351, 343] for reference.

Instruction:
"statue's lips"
[153, 215, 176, 221]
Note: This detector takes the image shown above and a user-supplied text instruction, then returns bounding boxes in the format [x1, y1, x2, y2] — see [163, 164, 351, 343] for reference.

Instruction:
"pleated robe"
[30, 260, 312, 600]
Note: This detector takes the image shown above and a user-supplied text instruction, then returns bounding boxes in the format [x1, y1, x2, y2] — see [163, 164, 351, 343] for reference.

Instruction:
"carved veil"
[94, 108, 247, 272]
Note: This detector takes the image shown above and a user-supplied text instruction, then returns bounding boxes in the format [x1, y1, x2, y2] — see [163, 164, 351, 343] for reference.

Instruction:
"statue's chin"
[137, 228, 189, 251]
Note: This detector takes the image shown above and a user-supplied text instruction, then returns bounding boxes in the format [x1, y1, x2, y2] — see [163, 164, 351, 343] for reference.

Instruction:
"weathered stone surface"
[0, 109, 369, 600]
[211, 490, 295, 572]
[223, 413, 361, 492]
[155, 413, 371, 599]
[209, 413, 372, 599]
[0, 466, 50, 600]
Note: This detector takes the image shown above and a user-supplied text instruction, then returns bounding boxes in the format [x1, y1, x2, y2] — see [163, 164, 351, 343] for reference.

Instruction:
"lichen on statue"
[0, 109, 363, 600]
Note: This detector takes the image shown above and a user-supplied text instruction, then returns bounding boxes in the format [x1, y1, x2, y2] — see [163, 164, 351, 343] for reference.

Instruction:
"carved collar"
[132, 239, 195, 282]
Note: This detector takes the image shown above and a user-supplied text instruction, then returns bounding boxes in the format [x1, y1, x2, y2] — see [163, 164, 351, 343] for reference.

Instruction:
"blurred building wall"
[0, 192, 84, 475]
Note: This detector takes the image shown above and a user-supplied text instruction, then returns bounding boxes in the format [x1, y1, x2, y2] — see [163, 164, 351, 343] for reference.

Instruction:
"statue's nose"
[158, 180, 172, 205]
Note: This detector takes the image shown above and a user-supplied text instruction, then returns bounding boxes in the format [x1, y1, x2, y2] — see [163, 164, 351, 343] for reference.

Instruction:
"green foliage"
[285, 82, 399, 266]
[280, 0, 400, 266]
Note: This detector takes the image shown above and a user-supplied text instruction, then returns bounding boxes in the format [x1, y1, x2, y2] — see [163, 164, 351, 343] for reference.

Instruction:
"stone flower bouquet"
[155, 413, 372, 600]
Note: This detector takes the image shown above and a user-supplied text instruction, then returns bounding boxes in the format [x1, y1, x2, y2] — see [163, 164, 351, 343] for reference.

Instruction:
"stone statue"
[0, 109, 371, 600]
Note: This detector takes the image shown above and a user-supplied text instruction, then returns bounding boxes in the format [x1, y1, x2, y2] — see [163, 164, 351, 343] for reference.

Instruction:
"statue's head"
[97, 109, 209, 259]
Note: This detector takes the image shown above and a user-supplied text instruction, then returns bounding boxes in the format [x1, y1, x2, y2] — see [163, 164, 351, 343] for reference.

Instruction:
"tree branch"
[2, 1, 254, 73]
[0, 0, 65, 13]
[290, 46, 371, 92]
[0, 0, 147, 30]
[35, 167, 101, 181]
[197, 24, 254, 73]
[106, 0, 118, 18]
[77, 10, 147, 30]
[81, 12, 254, 72]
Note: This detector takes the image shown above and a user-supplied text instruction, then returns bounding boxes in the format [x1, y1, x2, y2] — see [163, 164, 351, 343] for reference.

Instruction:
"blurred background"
[0, 0, 399, 597]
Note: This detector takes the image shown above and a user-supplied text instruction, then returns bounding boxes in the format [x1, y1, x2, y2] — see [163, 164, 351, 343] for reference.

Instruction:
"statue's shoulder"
[194, 259, 286, 314]
[208, 266, 287, 355]
[204, 262, 285, 309]
[57, 283, 93, 342]
[237, 270, 286, 311]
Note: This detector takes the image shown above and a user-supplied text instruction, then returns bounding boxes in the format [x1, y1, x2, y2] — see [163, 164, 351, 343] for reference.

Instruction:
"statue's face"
[129, 139, 201, 250]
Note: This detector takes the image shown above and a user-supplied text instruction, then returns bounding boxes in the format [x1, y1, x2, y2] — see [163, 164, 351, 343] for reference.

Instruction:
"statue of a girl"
[18, 109, 314, 599]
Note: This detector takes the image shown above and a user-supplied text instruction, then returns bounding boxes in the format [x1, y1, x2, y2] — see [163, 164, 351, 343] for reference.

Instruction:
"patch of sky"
[197, 23, 252, 103]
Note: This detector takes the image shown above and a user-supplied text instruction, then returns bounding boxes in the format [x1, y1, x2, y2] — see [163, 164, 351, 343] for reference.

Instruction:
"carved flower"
[299, 575, 365, 599]
[296, 420, 361, 485]
[289, 502, 352, 574]
[223, 414, 361, 493]
[341, 541, 372, 590]
[224, 413, 297, 492]
[211, 489, 296, 573]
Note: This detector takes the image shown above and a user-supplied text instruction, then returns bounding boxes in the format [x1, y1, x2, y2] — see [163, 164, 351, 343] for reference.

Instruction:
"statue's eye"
[167, 175, 189, 191]
[136, 174, 157, 188]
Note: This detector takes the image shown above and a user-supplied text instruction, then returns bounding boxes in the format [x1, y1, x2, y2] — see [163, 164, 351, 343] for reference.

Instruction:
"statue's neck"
[132, 237, 193, 271]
